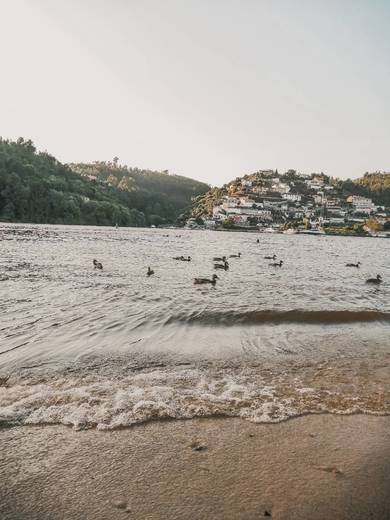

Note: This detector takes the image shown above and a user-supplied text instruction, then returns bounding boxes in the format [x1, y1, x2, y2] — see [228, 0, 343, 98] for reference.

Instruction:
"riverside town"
[189, 169, 390, 237]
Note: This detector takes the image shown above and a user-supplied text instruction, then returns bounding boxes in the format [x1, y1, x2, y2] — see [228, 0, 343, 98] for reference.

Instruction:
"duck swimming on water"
[173, 256, 191, 261]
[213, 255, 227, 262]
[346, 261, 361, 268]
[366, 274, 382, 284]
[269, 260, 283, 267]
[229, 252, 241, 258]
[214, 260, 229, 270]
[194, 274, 218, 285]
[264, 254, 276, 260]
[147, 266, 154, 276]
[93, 259, 103, 270]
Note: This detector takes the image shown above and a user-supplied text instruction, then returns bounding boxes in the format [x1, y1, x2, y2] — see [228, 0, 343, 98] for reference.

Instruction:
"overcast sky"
[1, 0, 389, 185]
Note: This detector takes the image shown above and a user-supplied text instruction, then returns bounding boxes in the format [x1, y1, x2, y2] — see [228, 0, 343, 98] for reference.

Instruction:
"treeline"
[352, 172, 390, 206]
[69, 161, 210, 226]
[0, 138, 209, 226]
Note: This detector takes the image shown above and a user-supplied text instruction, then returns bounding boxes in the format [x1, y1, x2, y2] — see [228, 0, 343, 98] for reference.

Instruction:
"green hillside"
[342, 172, 390, 207]
[69, 160, 210, 226]
[0, 138, 209, 226]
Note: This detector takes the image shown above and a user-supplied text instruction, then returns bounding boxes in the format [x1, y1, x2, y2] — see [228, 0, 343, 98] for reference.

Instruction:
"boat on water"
[299, 228, 326, 235]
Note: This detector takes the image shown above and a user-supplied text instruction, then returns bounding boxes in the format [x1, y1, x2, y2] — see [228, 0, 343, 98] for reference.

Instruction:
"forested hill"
[0, 138, 209, 227]
[69, 161, 209, 225]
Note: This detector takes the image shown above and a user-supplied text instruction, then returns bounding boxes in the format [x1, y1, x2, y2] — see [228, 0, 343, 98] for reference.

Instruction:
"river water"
[0, 223, 389, 429]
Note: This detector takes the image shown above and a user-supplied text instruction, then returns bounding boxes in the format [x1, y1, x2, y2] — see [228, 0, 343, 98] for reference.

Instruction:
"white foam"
[0, 367, 388, 430]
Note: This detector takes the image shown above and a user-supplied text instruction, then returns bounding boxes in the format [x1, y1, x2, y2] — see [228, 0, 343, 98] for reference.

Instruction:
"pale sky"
[1, 0, 389, 185]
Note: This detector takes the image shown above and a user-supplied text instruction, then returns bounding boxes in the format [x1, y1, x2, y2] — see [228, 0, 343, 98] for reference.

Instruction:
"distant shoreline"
[1, 220, 389, 238]
[205, 227, 390, 238]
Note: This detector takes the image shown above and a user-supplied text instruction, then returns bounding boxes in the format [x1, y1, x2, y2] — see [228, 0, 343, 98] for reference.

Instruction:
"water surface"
[0, 223, 389, 428]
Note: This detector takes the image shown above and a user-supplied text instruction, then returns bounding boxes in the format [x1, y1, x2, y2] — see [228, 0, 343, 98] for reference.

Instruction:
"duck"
[346, 261, 361, 268]
[194, 274, 218, 285]
[229, 252, 241, 258]
[147, 266, 154, 276]
[173, 256, 191, 261]
[93, 259, 103, 270]
[214, 261, 229, 270]
[366, 274, 382, 284]
[256, 239, 260, 243]
[269, 260, 283, 267]
[264, 254, 276, 260]
[213, 255, 227, 262]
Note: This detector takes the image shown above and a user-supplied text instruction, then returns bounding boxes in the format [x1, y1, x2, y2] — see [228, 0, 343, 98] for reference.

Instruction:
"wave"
[167, 309, 390, 326]
[1, 361, 388, 430]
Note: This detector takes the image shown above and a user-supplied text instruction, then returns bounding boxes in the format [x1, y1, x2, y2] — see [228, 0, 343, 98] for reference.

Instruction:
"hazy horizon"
[1, 0, 389, 185]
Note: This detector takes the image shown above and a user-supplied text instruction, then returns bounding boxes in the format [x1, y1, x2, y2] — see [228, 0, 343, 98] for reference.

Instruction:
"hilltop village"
[189, 170, 390, 237]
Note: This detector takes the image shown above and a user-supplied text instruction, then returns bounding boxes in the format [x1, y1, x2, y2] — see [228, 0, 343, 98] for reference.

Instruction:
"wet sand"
[1, 415, 389, 520]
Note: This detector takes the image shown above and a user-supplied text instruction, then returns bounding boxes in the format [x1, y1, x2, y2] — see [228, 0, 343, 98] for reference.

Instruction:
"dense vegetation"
[192, 187, 225, 218]
[0, 138, 209, 226]
[338, 172, 390, 207]
[69, 160, 209, 226]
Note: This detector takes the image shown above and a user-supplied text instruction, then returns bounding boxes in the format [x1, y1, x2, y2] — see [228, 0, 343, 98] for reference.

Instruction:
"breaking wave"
[168, 309, 390, 326]
[1, 359, 389, 430]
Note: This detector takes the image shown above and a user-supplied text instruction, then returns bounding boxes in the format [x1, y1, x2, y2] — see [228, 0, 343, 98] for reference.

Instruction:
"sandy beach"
[1, 414, 389, 520]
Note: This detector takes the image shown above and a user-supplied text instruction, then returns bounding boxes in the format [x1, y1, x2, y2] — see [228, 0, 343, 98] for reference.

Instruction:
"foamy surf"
[1, 359, 389, 430]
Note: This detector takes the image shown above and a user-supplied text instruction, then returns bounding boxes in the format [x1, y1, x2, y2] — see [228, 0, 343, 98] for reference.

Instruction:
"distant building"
[271, 181, 290, 194]
[346, 195, 376, 214]
[212, 206, 228, 221]
[306, 180, 324, 190]
[283, 193, 302, 202]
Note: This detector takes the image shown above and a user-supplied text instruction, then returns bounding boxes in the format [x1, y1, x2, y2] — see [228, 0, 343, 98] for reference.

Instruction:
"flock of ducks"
[92, 240, 384, 286]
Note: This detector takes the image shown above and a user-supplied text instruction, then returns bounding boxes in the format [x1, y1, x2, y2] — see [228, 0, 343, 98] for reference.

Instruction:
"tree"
[149, 214, 165, 227]
[247, 216, 258, 226]
[365, 217, 382, 233]
[222, 219, 236, 229]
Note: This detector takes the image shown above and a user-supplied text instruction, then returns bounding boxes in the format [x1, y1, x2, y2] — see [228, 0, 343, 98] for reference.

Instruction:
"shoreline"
[1, 221, 389, 238]
[1, 414, 389, 520]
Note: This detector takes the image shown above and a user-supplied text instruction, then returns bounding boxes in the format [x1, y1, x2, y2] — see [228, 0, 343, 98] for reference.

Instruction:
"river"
[0, 223, 389, 428]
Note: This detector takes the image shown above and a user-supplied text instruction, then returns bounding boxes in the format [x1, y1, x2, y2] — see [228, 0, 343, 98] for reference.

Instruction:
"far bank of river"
[197, 227, 390, 238]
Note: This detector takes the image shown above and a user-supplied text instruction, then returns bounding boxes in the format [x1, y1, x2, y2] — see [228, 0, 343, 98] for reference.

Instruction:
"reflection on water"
[0, 223, 389, 428]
